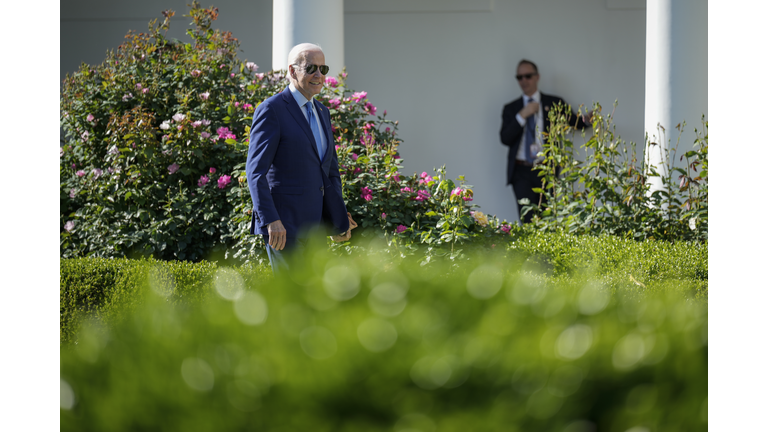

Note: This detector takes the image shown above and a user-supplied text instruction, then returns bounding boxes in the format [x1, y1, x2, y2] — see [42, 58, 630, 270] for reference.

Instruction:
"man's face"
[516, 63, 539, 96]
[290, 50, 326, 100]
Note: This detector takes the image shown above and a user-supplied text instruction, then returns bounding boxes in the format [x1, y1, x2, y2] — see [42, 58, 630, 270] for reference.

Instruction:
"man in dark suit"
[500, 59, 591, 223]
[247, 43, 355, 273]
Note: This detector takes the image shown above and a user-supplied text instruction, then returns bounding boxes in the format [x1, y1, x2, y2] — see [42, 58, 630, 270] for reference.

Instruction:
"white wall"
[344, 0, 654, 222]
[60, 0, 707, 223]
[60, 0, 274, 82]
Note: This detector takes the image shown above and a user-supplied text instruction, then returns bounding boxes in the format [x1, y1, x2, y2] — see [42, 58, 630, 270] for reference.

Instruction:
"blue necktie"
[524, 97, 536, 164]
[305, 101, 325, 159]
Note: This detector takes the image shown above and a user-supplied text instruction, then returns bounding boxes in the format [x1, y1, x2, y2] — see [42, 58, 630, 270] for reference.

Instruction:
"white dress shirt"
[514, 90, 543, 163]
[288, 82, 327, 155]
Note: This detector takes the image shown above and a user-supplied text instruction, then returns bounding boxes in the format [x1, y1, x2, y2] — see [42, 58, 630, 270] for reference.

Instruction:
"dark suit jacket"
[499, 92, 586, 185]
[246, 88, 349, 242]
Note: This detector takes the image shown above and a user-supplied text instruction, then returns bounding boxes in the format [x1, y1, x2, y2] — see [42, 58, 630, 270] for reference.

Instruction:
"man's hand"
[331, 213, 358, 243]
[519, 101, 539, 119]
[267, 220, 287, 250]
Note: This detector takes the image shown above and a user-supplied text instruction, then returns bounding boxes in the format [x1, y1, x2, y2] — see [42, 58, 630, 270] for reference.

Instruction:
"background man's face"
[516, 63, 539, 96]
[292, 50, 326, 100]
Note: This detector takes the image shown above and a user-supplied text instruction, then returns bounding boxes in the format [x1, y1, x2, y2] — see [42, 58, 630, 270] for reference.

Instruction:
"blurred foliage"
[61, 239, 707, 431]
[60, 2, 510, 265]
[522, 102, 708, 242]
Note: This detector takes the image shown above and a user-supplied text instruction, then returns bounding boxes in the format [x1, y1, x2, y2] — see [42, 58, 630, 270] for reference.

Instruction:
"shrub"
[60, 243, 707, 431]
[60, 230, 707, 345]
[60, 2, 510, 264]
[521, 102, 708, 242]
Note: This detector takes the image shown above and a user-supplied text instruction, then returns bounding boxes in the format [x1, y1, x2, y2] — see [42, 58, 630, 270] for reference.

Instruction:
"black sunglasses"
[293, 63, 330, 75]
[516, 73, 538, 81]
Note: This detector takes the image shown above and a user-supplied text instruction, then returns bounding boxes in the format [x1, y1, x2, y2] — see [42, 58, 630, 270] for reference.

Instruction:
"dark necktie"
[524, 97, 536, 164]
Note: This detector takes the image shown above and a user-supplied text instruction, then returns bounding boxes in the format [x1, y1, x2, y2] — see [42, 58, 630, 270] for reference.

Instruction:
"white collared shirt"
[288, 83, 327, 154]
[514, 90, 543, 162]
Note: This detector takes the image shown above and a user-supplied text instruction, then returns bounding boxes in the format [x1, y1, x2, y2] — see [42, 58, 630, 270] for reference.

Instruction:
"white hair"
[287, 43, 323, 67]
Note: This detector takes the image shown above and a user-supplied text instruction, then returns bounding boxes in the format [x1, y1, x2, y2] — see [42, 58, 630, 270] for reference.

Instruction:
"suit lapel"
[282, 89, 321, 161]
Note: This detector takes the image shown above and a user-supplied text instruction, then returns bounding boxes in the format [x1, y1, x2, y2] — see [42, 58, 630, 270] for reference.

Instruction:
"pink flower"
[413, 190, 431, 202]
[230, 73, 235, 78]
[255, 73, 265, 80]
[92, 168, 103, 179]
[135, 83, 142, 90]
[385, 127, 391, 133]
[501, 225, 511, 233]
[209, 167, 217, 174]
[360, 186, 373, 201]
[192, 121, 202, 128]
[191, 69, 202, 77]
[245, 62, 258, 72]
[201, 132, 211, 139]
[201, 119, 211, 126]
[122, 93, 133, 101]
[168, 163, 180, 174]
[451, 187, 462, 197]
[243, 103, 253, 111]
[353, 168, 362, 175]
[81, 131, 89, 141]
[234, 102, 240, 108]
[69, 189, 76, 198]
[220, 64, 226, 69]
[60, 147, 64, 158]
[200, 92, 210, 100]
[142, 88, 149, 94]
[177, 125, 183, 131]
[76, 170, 85, 177]
[351, 91, 367, 102]
[400, 187, 412, 193]
[86, 114, 95, 123]
[172, 113, 186, 122]
[383, 110, 387, 116]
[328, 98, 341, 109]
[64, 221, 75, 232]
[395, 225, 407, 234]
[217, 175, 232, 189]
[364, 102, 377, 115]
[216, 127, 236, 140]
[381, 213, 386, 219]
[325, 76, 339, 87]
[197, 175, 209, 187]
[341, 72, 348, 78]
[350, 153, 358, 161]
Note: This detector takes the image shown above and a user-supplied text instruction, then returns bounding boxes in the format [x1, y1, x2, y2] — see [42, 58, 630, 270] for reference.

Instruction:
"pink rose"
[197, 175, 210, 187]
[325, 76, 339, 87]
[209, 167, 216, 174]
[168, 163, 180, 174]
[381, 213, 386, 219]
[395, 225, 407, 234]
[76, 170, 85, 177]
[217, 175, 232, 189]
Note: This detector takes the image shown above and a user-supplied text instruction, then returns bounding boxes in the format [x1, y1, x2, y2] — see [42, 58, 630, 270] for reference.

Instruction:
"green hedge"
[60, 234, 706, 431]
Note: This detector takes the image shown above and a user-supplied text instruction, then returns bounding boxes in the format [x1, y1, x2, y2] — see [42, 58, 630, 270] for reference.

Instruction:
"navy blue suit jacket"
[246, 88, 349, 242]
[500, 92, 587, 185]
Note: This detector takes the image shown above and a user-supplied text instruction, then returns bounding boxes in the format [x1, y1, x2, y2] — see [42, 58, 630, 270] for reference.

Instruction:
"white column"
[272, 0, 345, 75]
[644, 0, 708, 196]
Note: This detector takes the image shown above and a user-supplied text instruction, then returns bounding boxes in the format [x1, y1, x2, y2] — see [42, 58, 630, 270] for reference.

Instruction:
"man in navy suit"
[500, 59, 591, 223]
[247, 43, 355, 272]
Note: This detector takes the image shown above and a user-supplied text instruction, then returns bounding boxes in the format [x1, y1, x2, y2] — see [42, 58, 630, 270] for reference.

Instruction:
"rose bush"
[60, 3, 512, 263]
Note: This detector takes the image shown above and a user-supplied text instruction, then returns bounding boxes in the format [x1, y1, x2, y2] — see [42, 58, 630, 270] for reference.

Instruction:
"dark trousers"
[511, 162, 545, 224]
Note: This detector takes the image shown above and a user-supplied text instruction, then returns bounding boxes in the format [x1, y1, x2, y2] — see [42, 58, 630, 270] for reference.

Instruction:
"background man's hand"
[519, 101, 539, 119]
[267, 220, 287, 250]
[331, 213, 358, 243]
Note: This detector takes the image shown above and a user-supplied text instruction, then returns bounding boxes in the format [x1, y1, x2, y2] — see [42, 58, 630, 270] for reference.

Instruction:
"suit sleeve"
[246, 103, 281, 228]
[500, 104, 524, 147]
